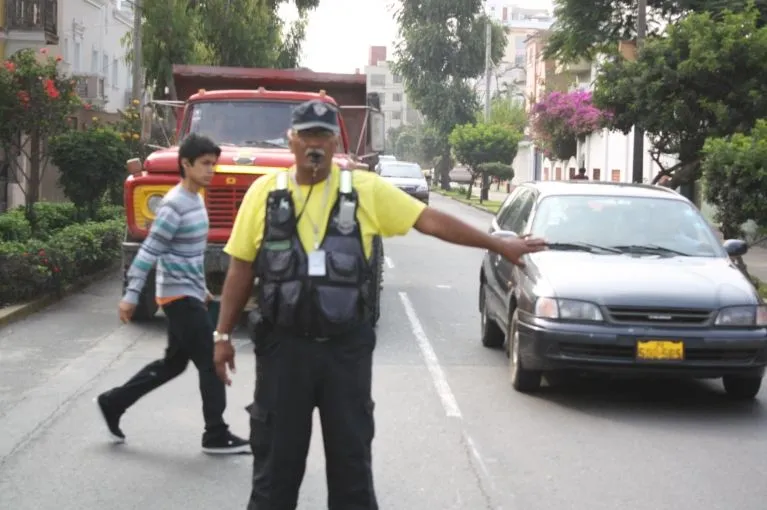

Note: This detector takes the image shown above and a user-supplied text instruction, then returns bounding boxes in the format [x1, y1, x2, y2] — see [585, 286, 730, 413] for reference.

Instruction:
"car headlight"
[534, 297, 604, 321]
[147, 194, 163, 214]
[714, 305, 767, 326]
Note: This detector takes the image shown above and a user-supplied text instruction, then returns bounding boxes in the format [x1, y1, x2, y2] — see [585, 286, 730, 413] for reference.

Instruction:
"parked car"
[378, 160, 429, 204]
[479, 181, 767, 399]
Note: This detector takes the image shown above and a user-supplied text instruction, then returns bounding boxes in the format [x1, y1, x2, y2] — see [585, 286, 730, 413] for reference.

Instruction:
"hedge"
[0, 202, 125, 307]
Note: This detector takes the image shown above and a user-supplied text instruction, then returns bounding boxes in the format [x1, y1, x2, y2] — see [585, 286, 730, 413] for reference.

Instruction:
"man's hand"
[205, 291, 215, 304]
[214, 341, 236, 386]
[118, 300, 136, 324]
[497, 236, 548, 267]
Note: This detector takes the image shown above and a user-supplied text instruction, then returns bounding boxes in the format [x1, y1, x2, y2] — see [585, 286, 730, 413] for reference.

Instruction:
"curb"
[0, 262, 121, 329]
[432, 190, 496, 215]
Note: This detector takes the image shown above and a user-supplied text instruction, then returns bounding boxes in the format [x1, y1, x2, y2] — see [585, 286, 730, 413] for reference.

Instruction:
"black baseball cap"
[291, 100, 340, 134]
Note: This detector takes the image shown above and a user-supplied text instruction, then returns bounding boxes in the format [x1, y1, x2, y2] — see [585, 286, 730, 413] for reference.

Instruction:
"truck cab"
[123, 65, 386, 324]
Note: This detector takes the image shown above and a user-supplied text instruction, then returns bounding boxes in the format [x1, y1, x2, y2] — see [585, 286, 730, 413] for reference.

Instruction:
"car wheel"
[508, 310, 542, 393]
[480, 283, 504, 348]
[722, 375, 762, 400]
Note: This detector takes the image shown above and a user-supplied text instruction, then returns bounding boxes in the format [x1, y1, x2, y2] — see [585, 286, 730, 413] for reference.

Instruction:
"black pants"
[247, 322, 378, 510]
[104, 297, 228, 435]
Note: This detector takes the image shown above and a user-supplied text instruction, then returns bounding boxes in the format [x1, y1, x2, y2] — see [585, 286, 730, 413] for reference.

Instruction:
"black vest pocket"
[276, 280, 303, 326]
[326, 251, 361, 285]
[262, 248, 297, 281]
[315, 285, 361, 326]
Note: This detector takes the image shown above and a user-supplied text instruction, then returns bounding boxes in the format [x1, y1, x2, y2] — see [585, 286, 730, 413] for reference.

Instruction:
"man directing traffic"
[213, 99, 547, 509]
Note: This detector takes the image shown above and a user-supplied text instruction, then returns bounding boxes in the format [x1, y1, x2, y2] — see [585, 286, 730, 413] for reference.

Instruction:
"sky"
[279, 0, 554, 74]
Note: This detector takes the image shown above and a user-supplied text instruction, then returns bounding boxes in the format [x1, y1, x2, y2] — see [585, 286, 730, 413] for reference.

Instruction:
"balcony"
[6, 0, 58, 45]
[73, 74, 107, 107]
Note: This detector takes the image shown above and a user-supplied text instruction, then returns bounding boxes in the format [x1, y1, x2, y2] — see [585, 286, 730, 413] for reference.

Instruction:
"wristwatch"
[213, 331, 231, 343]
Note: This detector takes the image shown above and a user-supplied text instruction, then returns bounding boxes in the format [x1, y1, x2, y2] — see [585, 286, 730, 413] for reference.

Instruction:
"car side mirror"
[723, 239, 748, 257]
[140, 105, 153, 143]
[369, 111, 385, 153]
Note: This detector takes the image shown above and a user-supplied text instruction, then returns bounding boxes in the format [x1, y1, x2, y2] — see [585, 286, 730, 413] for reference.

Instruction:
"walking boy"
[97, 134, 249, 454]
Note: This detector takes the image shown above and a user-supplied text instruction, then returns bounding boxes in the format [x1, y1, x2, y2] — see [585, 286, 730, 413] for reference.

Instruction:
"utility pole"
[483, 3, 492, 122]
[631, 0, 647, 182]
[131, 0, 143, 103]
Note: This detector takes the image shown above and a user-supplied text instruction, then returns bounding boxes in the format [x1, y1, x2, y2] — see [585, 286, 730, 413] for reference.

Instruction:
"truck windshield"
[185, 100, 341, 149]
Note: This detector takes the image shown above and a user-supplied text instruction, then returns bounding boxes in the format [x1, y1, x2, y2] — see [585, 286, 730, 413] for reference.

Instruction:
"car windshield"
[530, 194, 724, 257]
[379, 162, 422, 178]
[185, 100, 341, 150]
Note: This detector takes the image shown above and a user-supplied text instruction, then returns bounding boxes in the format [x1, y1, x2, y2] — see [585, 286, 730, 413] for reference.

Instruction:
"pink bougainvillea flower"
[40, 48, 48, 55]
[4, 61, 15, 72]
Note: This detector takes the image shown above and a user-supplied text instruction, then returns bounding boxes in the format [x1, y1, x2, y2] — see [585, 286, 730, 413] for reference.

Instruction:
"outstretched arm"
[414, 207, 546, 266]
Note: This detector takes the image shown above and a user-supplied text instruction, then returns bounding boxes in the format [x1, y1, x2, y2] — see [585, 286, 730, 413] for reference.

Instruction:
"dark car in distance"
[479, 181, 767, 399]
[377, 160, 430, 204]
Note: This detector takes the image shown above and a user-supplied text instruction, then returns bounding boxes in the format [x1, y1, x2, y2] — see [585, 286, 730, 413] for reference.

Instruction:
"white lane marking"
[398, 291, 462, 418]
[384, 256, 394, 269]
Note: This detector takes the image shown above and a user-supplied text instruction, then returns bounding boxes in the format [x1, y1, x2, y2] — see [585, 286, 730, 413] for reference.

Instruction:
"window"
[379, 94, 385, 105]
[555, 167, 562, 180]
[392, 111, 402, 121]
[496, 187, 525, 224]
[112, 58, 119, 87]
[91, 49, 99, 73]
[74, 41, 81, 71]
[378, 162, 422, 178]
[543, 167, 549, 180]
[498, 188, 533, 231]
[611, 169, 620, 182]
[568, 167, 575, 179]
[393, 74, 402, 83]
[592, 168, 601, 180]
[530, 195, 723, 257]
[392, 93, 402, 102]
[508, 192, 536, 234]
[370, 74, 386, 86]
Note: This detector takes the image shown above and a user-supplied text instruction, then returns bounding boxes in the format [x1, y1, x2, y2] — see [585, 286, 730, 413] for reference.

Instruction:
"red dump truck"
[122, 64, 386, 324]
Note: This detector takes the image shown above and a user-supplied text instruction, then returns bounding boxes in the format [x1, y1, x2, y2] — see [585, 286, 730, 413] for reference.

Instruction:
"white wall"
[58, 0, 134, 112]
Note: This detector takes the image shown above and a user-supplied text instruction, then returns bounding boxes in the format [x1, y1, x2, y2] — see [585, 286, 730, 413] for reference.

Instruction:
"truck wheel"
[368, 236, 384, 328]
[124, 267, 158, 322]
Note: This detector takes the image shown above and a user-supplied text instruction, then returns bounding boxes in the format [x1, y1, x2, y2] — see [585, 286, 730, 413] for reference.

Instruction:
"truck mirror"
[370, 111, 385, 153]
[126, 158, 142, 176]
[140, 105, 153, 143]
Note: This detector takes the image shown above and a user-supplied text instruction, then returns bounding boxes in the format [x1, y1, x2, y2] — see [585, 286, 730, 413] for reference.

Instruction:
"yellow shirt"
[224, 165, 427, 262]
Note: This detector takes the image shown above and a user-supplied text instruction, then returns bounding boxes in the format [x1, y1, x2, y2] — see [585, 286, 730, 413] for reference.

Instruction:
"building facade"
[364, 45, 422, 136]
[0, 0, 135, 211]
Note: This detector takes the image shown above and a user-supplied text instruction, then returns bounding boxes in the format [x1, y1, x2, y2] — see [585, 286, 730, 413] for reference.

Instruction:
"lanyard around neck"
[290, 171, 333, 250]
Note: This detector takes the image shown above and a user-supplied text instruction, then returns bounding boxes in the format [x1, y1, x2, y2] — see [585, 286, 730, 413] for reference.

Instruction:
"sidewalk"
[743, 245, 767, 282]
[469, 186, 510, 203]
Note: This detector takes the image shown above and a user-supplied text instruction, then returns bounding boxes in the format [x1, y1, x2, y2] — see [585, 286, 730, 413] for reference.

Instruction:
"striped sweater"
[123, 184, 209, 305]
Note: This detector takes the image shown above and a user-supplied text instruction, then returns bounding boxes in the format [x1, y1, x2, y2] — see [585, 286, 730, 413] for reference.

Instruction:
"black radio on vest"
[253, 166, 372, 338]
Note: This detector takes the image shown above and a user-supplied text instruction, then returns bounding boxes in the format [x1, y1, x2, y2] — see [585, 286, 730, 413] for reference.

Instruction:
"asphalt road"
[1, 193, 767, 510]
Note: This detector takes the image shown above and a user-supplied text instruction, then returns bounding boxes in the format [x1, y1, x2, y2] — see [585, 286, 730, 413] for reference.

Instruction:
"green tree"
[50, 126, 131, 220]
[393, 0, 507, 189]
[0, 49, 81, 225]
[702, 119, 767, 240]
[449, 122, 521, 201]
[592, 6, 767, 188]
[544, 0, 767, 62]
[481, 96, 527, 133]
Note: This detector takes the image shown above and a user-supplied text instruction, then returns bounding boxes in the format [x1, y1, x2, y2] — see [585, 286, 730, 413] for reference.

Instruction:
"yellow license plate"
[636, 340, 685, 361]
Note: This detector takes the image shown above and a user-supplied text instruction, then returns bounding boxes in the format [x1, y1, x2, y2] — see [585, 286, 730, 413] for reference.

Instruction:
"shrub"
[0, 218, 124, 306]
[50, 126, 130, 219]
[0, 202, 124, 242]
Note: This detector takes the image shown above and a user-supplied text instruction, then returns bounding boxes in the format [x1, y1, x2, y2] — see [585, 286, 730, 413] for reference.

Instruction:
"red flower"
[38, 249, 45, 256]
[55, 56, 62, 62]
[84, 103, 92, 110]
[4, 61, 15, 73]
[43, 78, 60, 99]
[40, 48, 48, 55]
[17, 90, 30, 105]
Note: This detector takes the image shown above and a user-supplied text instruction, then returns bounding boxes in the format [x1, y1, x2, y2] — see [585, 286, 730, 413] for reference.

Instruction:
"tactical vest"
[253, 170, 372, 337]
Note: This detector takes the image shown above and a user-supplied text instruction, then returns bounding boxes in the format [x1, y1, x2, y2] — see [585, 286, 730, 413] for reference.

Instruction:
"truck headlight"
[714, 305, 767, 326]
[534, 297, 604, 322]
[147, 194, 163, 214]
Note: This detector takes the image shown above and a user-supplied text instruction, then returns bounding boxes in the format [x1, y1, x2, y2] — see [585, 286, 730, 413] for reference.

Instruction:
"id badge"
[308, 250, 326, 277]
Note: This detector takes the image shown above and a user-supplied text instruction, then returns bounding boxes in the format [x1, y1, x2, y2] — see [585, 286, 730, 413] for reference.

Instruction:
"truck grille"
[605, 306, 713, 326]
[206, 186, 249, 229]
